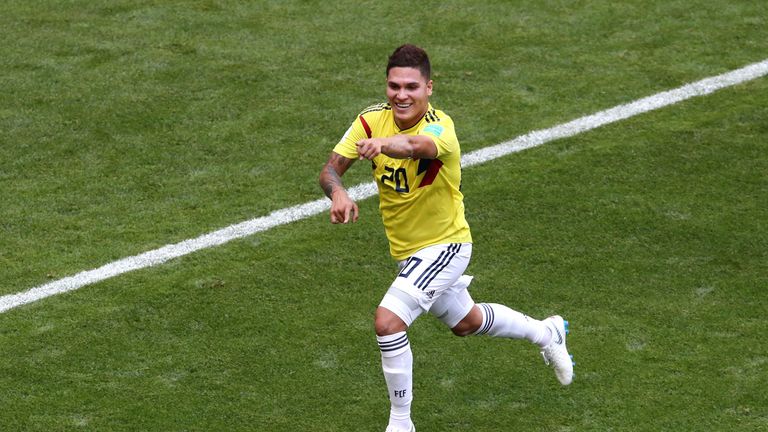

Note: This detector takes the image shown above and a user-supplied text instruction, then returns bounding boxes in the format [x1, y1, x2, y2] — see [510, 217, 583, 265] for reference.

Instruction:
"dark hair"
[386, 44, 431, 80]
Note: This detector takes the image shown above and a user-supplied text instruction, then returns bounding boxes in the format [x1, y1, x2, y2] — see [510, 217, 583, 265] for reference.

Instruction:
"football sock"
[474, 303, 552, 347]
[377, 331, 413, 430]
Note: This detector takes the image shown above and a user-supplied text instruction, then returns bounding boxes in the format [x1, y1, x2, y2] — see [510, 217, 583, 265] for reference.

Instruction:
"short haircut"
[386, 44, 431, 80]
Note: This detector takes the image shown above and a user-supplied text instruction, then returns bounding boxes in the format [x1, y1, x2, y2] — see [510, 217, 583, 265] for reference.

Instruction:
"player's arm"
[356, 134, 437, 160]
[319, 151, 359, 224]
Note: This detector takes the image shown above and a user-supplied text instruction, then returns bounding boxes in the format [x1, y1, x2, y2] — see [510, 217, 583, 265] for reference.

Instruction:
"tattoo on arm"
[320, 153, 354, 198]
[321, 165, 342, 198]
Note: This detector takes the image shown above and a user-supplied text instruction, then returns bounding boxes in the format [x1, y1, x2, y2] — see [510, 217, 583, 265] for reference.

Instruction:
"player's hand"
[330, 190, 359, 224]
[356, 138, 382, 160]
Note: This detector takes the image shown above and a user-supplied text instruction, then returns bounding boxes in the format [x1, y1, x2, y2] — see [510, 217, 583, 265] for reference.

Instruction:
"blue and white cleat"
[540, 315, 574, 385]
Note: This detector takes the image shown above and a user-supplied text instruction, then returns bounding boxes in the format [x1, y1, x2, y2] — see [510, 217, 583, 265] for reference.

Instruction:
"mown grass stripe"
[2, 58, 766, 314]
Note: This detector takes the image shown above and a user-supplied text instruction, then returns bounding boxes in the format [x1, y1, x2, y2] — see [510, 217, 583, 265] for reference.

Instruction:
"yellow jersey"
[333, 103, 472, 260]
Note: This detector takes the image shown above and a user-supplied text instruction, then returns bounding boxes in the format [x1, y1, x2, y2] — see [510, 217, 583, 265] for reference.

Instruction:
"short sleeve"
[332, 115, 368, 159]
[419, 113, 457, 158]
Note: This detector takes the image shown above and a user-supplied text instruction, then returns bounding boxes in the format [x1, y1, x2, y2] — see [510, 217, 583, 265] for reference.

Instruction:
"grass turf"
[0, 1, 766, 430]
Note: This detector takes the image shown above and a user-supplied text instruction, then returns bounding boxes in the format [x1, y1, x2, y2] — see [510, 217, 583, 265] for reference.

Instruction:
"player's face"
[386, 66, 433, 130]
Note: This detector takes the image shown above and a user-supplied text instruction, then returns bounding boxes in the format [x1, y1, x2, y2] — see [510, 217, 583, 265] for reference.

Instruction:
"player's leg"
[430, 278, 574, 385]
[377, 243, 469, 431]
[430, 274, 548, 342]
[376, 289, 420, 432]
[471, 303, 551, 343]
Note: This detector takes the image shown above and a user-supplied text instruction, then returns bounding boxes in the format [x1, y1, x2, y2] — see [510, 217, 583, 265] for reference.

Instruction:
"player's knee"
[375, 319, 406, 336]
[375, 307, 408, 336]
[450, 321, 478, 337]
[450, 305, 483, 337]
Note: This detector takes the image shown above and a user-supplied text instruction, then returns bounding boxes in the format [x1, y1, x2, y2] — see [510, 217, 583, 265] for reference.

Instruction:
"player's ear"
[426, 79, 433, 96]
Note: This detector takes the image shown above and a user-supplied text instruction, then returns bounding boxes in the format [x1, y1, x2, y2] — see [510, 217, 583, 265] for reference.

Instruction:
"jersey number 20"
[381, 166, 409, 193]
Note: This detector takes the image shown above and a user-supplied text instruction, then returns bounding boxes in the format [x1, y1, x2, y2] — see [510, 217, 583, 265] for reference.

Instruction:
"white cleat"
[540, 315, 574, 385]
[385, 422, 415, 432]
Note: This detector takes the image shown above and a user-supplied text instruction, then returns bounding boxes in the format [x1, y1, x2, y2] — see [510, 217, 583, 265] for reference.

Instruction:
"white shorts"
[379, 243, 475, 328]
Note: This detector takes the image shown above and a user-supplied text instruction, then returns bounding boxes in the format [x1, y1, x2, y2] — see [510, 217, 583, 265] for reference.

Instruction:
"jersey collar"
[394, 103, 434, 133]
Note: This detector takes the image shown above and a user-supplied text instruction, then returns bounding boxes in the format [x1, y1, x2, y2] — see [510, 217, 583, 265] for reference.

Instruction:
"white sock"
[474, 303, 552, 347]
[377, 331, 413, 429]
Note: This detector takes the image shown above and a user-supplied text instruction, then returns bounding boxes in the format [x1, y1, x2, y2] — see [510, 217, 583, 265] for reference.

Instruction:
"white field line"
[2, 59, 767, 314]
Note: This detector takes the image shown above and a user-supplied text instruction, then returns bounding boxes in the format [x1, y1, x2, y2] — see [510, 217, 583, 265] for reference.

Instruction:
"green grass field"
[1, 1, 766, 430]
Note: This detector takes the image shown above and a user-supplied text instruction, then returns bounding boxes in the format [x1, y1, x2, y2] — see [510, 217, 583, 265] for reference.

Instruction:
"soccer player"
[318, 44, 574, 432]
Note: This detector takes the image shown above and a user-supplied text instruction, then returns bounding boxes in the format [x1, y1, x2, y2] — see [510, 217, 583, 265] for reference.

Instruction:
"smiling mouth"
[395, 103, 412, 109]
